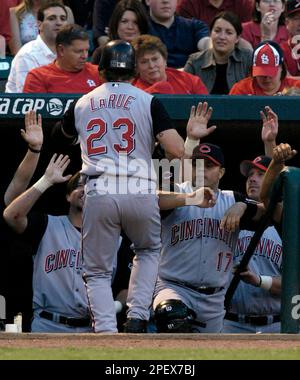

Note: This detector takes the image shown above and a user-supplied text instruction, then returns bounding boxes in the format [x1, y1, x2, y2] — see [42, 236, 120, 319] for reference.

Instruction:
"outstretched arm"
[3, 154, 71, 234]
[158, 187, 216, 210]
[4, 111, 43, 206]
[260, 106, 278, 157]
[260, 143, 297, 208]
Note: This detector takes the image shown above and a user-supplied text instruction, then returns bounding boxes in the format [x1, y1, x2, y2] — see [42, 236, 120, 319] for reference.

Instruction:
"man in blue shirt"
[146, 0, 209, 68]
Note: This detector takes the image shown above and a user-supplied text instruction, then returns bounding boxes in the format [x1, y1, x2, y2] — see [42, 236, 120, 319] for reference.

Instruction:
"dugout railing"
[279, 168, 300, 333]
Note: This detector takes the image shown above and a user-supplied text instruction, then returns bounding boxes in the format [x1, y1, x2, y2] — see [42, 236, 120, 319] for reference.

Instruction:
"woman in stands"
[91, 0, 149, 64]
[131, 34, 208, 94]
[241, 0, 288, 49]
[184, 11, 252, 94]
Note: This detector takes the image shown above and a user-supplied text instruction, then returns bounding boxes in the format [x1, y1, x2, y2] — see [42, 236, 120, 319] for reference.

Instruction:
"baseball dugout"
[0, 94, 300, 332]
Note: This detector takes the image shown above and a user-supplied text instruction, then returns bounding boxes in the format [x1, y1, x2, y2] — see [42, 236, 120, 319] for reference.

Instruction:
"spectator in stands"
[0, 35, 6, 59]
[23, 24, 101, 93]
[68, 0, 94, 29]
[131, 34, 208, 94]
[0, 0, 22, 54]
[176, 0, 254, 26]
[10, 0, 74, 55]
[229, 40, 300, 95]
[91, 0, 149, 65]
[184, 11, 252, 94]
[93, 0, 119, 49]
[280, 0, 300, 77]
[9, 0, 73, 55]
[241, 0, 288, 49]
[57, 1, 74, 23]
[9, 0, 41, 55]
[5, 1, 68, 93]
[146, 0, 210, 68]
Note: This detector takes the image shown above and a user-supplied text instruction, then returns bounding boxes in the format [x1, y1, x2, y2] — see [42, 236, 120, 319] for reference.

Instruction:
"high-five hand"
[22, 110, 43, 150]
[186, 102, 217, 140]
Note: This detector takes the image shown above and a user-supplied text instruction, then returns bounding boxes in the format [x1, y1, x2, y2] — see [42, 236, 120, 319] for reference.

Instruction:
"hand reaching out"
[22, 110, 43, 150]
[44, 154, 72, 185]
[272, 143, 297, 164]
[186, 102, 217, 140]
[261, 106, 278, 144]
[188, 186, 216, 208]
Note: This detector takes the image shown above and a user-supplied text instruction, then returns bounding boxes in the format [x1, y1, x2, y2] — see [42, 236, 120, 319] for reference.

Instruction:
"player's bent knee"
[154, 299, 197, 333]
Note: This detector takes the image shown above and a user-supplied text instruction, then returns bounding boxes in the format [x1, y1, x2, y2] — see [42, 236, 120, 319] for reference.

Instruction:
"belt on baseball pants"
[39, 311, 91, 327]
[190, 286, 224, 295]
[168, 279, 224, 295]
[225, 312, 280, 326]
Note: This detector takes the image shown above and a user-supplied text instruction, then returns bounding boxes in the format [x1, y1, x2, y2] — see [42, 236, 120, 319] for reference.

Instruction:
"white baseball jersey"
[74, 82, 157, 193]
[60, 81, 174, 332]
[159, 181, 241, 288]
[229, 227, 282, 315]
[32, 215, 89, 318]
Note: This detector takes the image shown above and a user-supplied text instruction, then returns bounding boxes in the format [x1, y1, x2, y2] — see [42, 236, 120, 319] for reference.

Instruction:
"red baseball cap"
[252, 41, 284, 77]
[240, 155, 271, 177]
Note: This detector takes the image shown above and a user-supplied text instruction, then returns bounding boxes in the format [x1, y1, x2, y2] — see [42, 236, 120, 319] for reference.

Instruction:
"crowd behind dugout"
[0, 0, 299, 333]
[2, 0, 300, 94]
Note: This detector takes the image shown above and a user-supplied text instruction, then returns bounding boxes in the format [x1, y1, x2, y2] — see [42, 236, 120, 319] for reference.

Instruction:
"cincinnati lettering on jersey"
[90, 94, 136, 111]
[44, 249, 81, 273]
[170, 218, 235, 250]
[235, 235, 282, 268]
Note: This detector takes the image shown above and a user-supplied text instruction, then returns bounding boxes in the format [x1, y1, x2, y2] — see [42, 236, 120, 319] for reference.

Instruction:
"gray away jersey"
[229, 227, 282, 315]
[74, 82, 157, 192]
[32, 215, 89, 318]
[159, 181, 240, 289]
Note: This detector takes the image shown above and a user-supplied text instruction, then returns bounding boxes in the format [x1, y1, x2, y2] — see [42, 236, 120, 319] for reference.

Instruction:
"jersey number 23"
[86, 117, 135, 156]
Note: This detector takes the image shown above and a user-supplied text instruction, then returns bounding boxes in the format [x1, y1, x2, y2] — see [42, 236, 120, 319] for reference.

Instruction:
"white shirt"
[5, 35, 56, 93]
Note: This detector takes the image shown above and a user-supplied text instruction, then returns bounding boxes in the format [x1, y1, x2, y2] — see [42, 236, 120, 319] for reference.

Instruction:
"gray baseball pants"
[83, 186, 161, 333]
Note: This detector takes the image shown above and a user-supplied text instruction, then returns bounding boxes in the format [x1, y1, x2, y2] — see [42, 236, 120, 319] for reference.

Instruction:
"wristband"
[184, 137, 199, 156]
[32, 175, 53, 193]
[28, 145, 41, 153]
[260, 275, 273, 291]
[242, 202, 258, 220]
[255, 275, 262, 288]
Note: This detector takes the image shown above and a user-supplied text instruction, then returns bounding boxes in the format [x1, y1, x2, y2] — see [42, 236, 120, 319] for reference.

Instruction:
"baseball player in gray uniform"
[53, 40, 185, 333]
[3, 145, 92, 332]
[154, 142, 262, 333]
[223, 155, 282, 333]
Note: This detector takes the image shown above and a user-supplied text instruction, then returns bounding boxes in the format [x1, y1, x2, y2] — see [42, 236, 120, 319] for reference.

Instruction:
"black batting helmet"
[98, 40, 136, 71]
